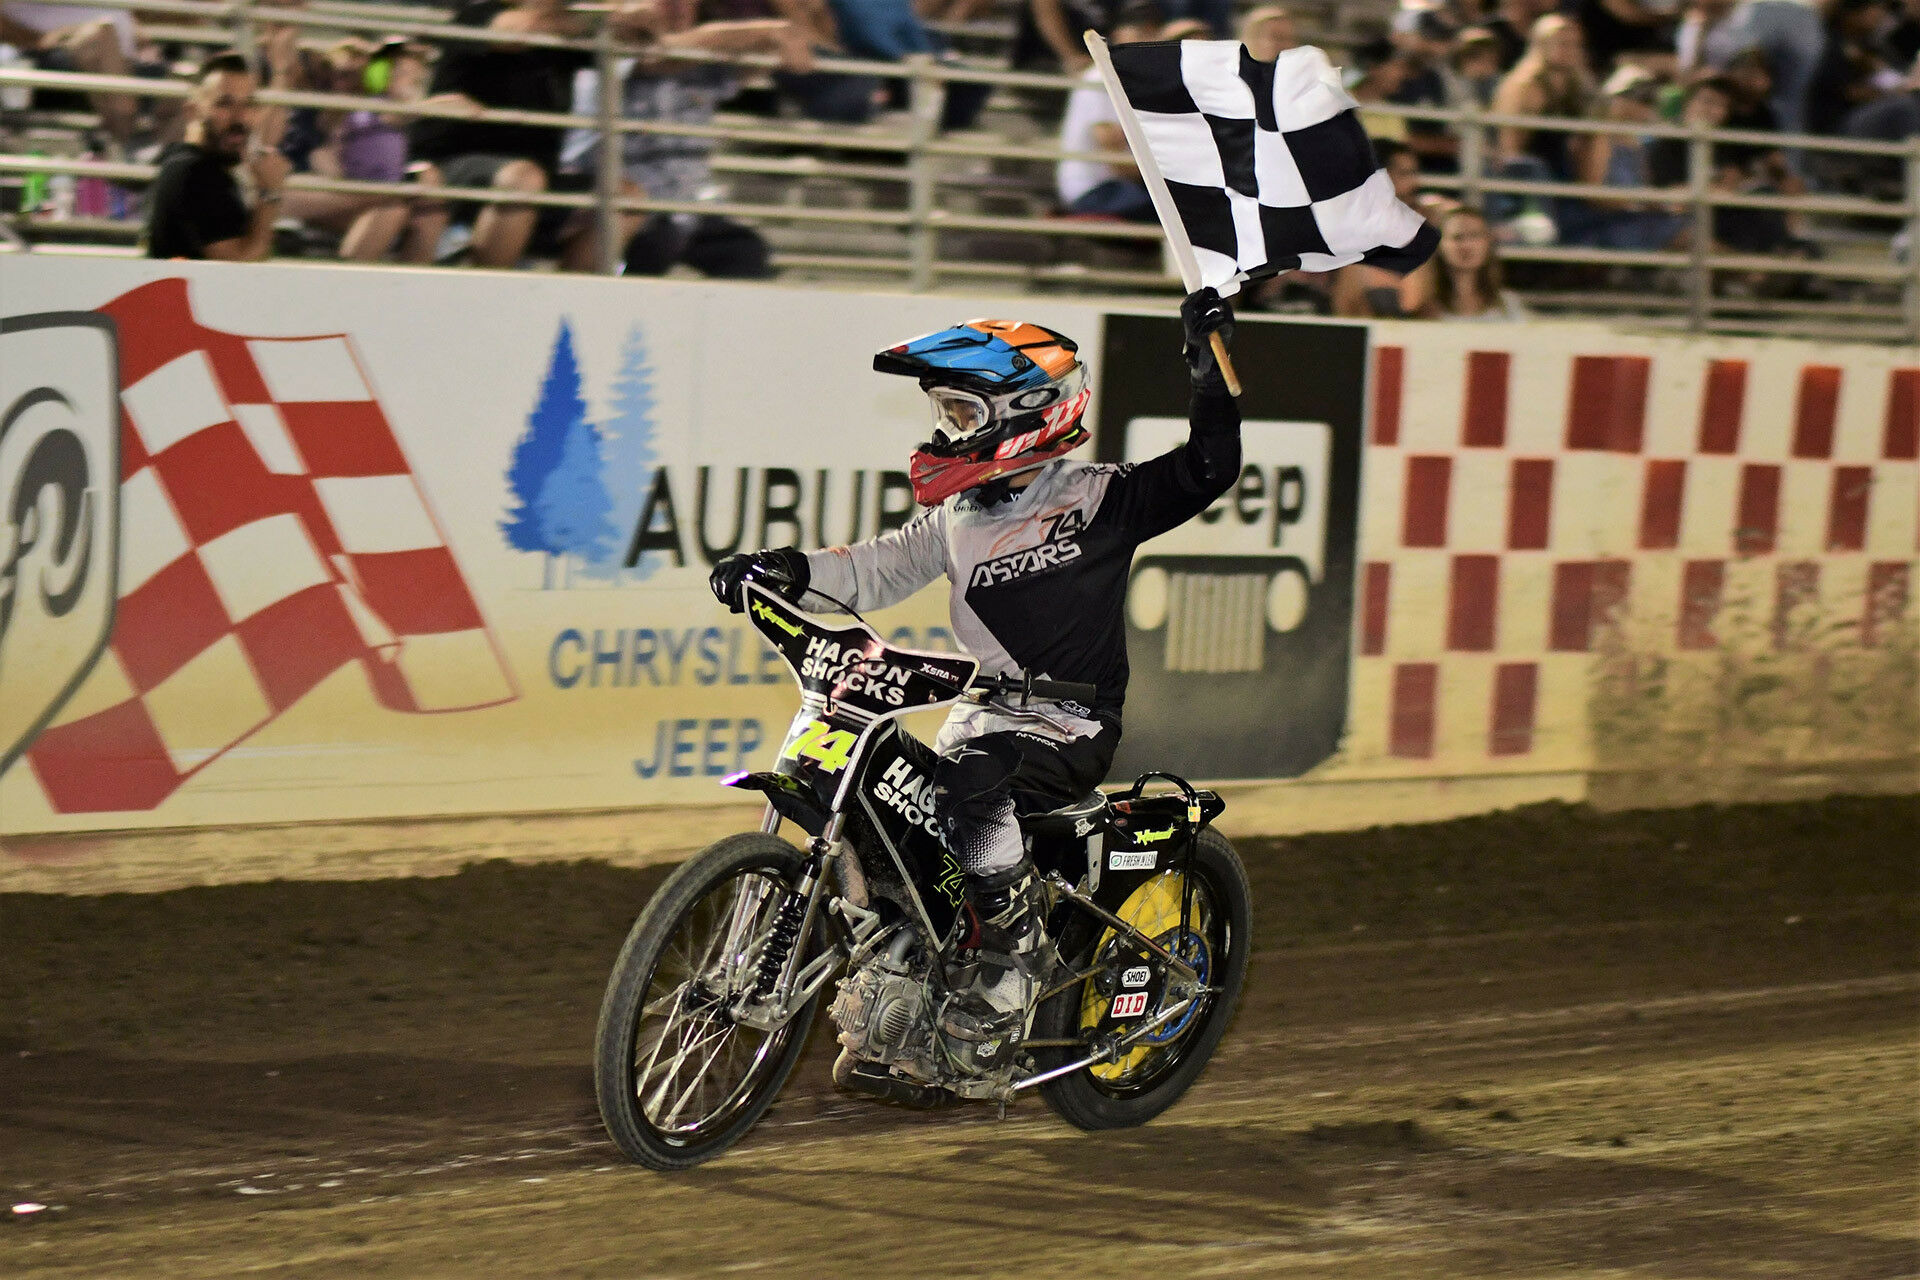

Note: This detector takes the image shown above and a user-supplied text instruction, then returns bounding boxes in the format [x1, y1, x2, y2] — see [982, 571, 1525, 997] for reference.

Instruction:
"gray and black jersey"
[803, 388, 1241, 755]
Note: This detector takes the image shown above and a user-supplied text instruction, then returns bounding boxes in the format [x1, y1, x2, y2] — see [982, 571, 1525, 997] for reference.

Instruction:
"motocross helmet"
[874, 319, 1092, 505]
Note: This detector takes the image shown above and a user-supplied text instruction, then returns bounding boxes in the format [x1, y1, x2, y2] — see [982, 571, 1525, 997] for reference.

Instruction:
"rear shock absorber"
[753, 882, 812, 998]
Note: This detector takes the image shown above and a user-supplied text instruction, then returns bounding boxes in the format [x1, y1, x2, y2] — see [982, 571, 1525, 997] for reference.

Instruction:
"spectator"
[1019, 0, 1226, 73]
[1055, 1, 1161, 219]
[1651, 73, 1810, 252]
[1491, 13, 1595, 178]
[1400, 203, 1530, 318]
[1239, 5, 1298, 60]
[694, 0, 881, 125]
[1346, 37, 1414, 141]
[1018, 0, 1121, 72]
[281, 39, 448, 262]
[409, 0, 653, 270]
[1806, 0, 1898, 135]
[824, 0, 990, 129]
[1332, 137, 1448, 315]
[1389, 6, 1463, 168]
[1683, 0, 1823, 134]
[144, 52, 290, 260]
[562, 0, 815, 276]
[1452, 26, 1507, 103]
[1561, 63, 1685, 247]
[0, 3, 140, 146]
[1482, 0, 1552, 69]
[1160, 16, 1210, 40]
[1566, 0, 1678, 76]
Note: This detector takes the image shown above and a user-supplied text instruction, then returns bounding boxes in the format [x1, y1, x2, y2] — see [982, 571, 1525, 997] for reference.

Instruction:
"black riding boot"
[939, 860, 1056, 1064]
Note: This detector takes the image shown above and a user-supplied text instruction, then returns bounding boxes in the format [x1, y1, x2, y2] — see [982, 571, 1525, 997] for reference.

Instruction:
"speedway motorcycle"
[594, 576, 1251, 1169]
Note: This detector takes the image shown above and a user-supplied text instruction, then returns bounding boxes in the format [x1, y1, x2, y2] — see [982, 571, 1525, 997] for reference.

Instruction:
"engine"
[828, 930, 941, 1082]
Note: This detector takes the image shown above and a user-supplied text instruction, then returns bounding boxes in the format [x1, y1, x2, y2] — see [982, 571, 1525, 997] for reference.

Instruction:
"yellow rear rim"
[1078, 871, 1192, 1081]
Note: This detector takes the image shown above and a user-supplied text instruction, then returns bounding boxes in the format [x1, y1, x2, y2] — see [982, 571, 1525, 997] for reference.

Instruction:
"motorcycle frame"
[722, 583, 1222, 1059]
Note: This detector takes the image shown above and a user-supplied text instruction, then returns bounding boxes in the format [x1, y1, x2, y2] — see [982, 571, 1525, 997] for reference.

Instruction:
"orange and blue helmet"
[874, 319, 1092, 505]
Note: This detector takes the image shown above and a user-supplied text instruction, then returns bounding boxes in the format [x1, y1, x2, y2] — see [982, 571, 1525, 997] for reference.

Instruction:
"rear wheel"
[1032, 828, 1250, 1130]
[594, 833, 824, 1169]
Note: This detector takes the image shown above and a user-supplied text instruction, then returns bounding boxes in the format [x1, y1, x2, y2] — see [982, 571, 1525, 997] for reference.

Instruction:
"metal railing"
[3, 0, 1916, 339]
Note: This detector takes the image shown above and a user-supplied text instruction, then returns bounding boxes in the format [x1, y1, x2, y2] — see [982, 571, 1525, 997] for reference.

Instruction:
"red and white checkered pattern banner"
[1353, 332, 1918, 767]
[26, 279, 515, 813]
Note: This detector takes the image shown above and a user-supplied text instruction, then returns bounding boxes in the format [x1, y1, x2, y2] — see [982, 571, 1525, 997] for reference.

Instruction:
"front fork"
[730, 809, 863, 1031]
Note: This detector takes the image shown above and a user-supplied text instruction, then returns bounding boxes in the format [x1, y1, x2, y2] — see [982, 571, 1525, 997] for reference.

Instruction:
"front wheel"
[1032, 827, 1251, 1130]
[594, 832, 824, 1169]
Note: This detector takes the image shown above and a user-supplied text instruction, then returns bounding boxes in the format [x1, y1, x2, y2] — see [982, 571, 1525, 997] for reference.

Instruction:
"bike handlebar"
[968, 673, 1100, 705]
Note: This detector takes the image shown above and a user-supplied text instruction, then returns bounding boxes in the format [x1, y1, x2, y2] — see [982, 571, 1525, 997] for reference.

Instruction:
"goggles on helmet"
[915, 362, 1090, 461]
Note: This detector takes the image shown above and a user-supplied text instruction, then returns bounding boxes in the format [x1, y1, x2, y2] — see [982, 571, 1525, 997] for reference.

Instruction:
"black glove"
[1181, 287, 1235, 392]
[708, 547, 810, 613]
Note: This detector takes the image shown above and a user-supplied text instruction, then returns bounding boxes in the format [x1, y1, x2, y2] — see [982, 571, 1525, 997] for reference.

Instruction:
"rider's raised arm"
[1097, 290, 1241, 545]
[803, 505, 950, 612]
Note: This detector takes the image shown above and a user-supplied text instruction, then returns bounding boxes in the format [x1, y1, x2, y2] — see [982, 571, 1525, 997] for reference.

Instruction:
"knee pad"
[932, 738, 1026, 872]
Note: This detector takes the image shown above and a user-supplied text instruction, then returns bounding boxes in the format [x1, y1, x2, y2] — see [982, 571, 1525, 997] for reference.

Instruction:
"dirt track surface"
[4, 797, 1916, 1278]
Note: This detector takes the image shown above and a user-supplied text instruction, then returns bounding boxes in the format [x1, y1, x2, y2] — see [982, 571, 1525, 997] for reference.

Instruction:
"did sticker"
[1110, 991, 1150, 1019]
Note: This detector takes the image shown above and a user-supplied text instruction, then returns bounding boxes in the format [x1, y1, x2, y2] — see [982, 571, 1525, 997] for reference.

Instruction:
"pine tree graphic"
[535, 413, 616, 584]
[502, 319, 606, 588]
[584, 322, 661, 583]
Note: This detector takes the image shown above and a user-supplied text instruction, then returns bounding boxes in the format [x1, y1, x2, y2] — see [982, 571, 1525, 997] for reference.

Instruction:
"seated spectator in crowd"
[1400, 203, 1530, 318]
[1389, 6, 1463, 169]
[145, 52, 290, 260]
[1488, 10, 1594, 230]
[1329, 137, 1451, 315]
[1054, 1, 1161, 219]
[1346, 37, 1415, 141]
[562, 0, 815, 276]
[1160, 16, 1210, 40]
[1650, 72, 1812, 252]
[824, 0, 989, 128]
[1678, 0, 1821, 133]
[0, 2, 143, 147]
[1807, 0, 1900, 135]
[1492, 13, 1595, 181]
[409, 0, 655, 270]
[1019, 0, 1229, 73]
[1240, 5, 1298, 60]
[1560, 63, 1685, 247]
[280, 39, 448, 262]
[1566, 0, 1679, 76]
[1482, 0, 1552, 69]
[1452, 26, 1507, 103]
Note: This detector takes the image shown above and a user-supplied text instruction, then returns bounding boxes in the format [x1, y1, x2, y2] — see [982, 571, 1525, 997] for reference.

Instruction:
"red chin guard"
[909, 424, 1087, 506]
[907, 390, 1092, 505]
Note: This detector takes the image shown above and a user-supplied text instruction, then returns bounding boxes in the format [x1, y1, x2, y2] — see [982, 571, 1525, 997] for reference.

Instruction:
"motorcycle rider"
[710, 289, 1239, 1051]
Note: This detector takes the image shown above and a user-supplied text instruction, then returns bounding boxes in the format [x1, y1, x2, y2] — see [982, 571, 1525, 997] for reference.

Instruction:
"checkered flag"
[24, 277, 515, 814]
[1088, 36, 1439, 296]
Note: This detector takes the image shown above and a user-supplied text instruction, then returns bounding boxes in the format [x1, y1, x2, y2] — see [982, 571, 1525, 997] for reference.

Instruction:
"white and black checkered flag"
[1087, 36, 1439, 296]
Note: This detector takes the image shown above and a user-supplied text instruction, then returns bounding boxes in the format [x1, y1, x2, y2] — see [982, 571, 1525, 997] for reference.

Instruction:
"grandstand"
[2, 0, 1915, 342]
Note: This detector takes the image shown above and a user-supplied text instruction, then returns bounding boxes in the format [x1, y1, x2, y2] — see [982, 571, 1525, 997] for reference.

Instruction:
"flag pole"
[1084, 30, 1241, 397]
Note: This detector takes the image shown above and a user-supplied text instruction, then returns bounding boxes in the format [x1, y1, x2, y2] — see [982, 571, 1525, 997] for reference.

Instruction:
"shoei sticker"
[1111, 991, 1150, 1019]
[1108, 850, 1157, 871]
[1121, 965, 1151, 989]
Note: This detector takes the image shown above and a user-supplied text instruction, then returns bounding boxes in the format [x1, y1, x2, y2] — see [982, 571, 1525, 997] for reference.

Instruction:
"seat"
[1017, 790, 1110, 837]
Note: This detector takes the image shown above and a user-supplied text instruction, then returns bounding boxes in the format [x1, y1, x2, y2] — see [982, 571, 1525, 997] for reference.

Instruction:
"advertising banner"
[2, 254, 1913, 843]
